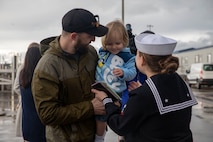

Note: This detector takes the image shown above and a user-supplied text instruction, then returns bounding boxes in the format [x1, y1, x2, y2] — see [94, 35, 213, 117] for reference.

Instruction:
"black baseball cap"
[62, 8, 108, 37]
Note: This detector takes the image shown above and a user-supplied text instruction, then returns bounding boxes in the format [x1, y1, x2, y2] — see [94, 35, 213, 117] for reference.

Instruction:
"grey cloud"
[0, 0, 213, 53]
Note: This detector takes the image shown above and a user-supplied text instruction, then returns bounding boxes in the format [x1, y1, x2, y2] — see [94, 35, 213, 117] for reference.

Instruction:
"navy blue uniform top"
[105, 73, 197, 142]
[21, 85, 46, 142]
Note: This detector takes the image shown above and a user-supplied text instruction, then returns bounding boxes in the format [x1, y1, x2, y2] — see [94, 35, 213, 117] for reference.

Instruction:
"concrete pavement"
[0, 104, 213, 142]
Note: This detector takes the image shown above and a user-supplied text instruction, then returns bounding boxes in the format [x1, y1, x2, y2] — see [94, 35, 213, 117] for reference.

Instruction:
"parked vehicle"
[186, 63, 213, 89]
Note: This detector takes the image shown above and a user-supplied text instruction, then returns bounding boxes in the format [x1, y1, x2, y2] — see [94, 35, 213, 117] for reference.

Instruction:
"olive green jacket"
[32, 36, 98, 142]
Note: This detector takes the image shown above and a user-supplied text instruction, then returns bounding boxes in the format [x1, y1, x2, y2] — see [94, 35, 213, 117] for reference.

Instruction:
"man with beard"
[32, 8, 108, 142]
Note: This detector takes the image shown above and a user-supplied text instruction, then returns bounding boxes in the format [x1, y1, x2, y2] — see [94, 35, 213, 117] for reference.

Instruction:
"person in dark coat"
[92, 34, 198, 142]
[19, 43, 46, 142]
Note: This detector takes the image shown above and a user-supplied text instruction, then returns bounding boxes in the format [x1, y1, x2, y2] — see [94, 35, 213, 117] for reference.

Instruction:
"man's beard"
[74, 38, 89, 54]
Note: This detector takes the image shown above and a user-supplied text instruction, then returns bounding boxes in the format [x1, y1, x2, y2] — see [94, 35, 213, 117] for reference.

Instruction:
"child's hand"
[128, 80, 142, 91]
[113, 68, 123, 77]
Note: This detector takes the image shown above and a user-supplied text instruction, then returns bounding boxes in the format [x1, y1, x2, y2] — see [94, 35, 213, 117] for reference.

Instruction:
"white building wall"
[173, 45, 213, 75]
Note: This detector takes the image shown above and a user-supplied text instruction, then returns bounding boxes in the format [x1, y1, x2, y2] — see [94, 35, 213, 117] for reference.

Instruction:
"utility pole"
[122, 0, 124, 23]
[147, 24, 154, 31]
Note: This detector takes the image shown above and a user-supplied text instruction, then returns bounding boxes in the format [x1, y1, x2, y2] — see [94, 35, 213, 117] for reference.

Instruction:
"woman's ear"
[137, 51, 145, 66]
[141, 55, 146, 66]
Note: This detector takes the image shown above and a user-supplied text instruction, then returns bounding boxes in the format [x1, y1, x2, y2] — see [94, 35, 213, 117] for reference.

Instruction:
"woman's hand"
[128, 80, 142, 91]
[91, 89, 108, 101]
[114, 101, 121, 107]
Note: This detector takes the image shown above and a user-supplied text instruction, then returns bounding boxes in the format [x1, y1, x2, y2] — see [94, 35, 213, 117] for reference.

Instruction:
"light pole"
[122, 0, 124, 23]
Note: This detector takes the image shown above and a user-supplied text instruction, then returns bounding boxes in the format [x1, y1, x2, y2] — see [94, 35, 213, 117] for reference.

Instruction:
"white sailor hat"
[134, 34, 177, 55]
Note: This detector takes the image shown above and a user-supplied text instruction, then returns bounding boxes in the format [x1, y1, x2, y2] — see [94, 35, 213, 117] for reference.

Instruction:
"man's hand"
[91, 89, 108, 101]
[91, 97, 105, 115]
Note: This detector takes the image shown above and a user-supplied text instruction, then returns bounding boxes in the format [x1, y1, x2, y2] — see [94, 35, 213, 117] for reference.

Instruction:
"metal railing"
[0, 56, 18, 116]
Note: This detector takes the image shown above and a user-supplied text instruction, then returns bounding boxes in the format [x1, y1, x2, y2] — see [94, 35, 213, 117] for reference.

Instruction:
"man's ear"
[70, 32, 78, 40]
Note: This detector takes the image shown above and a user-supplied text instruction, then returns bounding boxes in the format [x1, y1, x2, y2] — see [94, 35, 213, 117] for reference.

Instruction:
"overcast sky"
[0, 0, 213, 54]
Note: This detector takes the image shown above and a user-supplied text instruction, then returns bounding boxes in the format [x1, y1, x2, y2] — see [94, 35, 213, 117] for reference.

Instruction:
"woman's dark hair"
[20, 44, 41, 88]
[140, 52, 179, 74]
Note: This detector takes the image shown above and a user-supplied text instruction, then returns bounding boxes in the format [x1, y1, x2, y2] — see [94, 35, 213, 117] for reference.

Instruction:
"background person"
[32, 8, 108, 142]
[13, 42, 41, 138]
[125, 23, 136, 55]
[93, 34, 198, 142]
[19, 44, 46, 142]
[13, 64, 23, 137]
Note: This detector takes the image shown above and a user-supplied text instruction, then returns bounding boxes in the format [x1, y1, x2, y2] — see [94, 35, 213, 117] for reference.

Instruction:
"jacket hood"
[39, 36, 57, 56]
[40, 36, 97, 59]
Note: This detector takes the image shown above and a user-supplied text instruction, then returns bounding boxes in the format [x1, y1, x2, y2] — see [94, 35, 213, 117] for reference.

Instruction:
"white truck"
[186, 63, 213, 89]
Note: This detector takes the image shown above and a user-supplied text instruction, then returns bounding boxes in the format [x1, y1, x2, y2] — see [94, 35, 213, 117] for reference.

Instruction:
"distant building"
[0, 52, 25, 69]
[173, 45, 213, 75]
